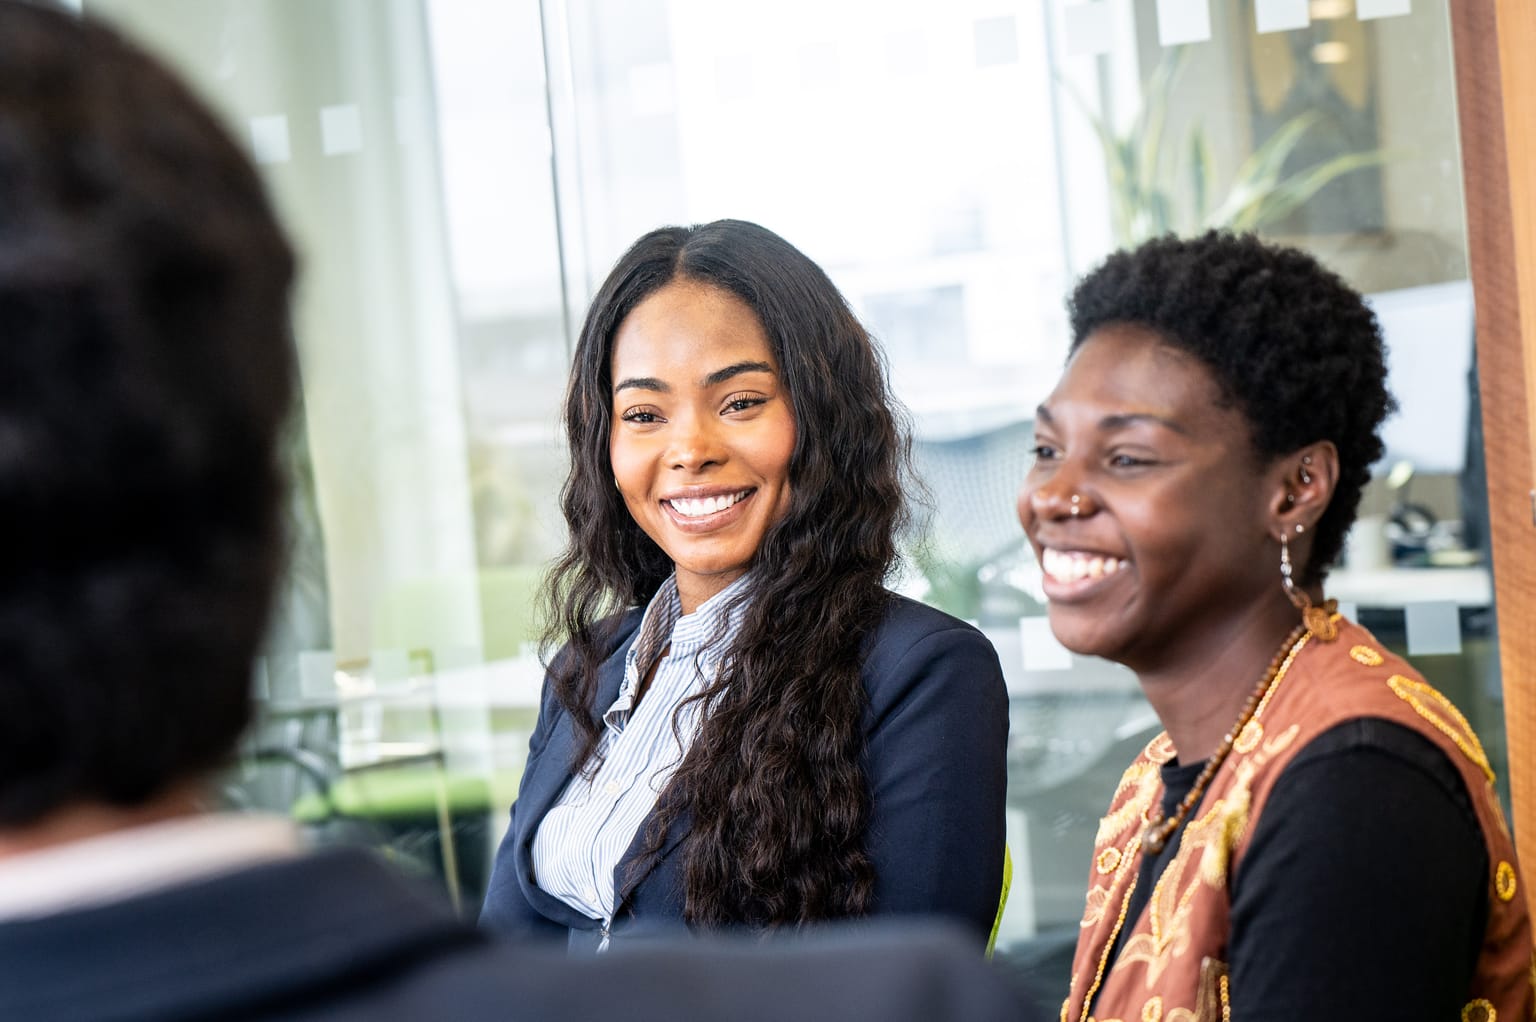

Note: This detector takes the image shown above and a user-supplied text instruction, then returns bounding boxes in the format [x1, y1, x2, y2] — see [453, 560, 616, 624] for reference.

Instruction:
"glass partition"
[84, 2, 1503, 1010]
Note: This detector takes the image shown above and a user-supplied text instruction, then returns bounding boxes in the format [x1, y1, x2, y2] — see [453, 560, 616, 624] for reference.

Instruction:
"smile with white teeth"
[1041, 547, 1129, 584]
[666, 490, 750, 518]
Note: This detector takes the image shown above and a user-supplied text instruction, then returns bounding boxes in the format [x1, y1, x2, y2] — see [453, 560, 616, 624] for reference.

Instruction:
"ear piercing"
[1300, 455, 1313, 485]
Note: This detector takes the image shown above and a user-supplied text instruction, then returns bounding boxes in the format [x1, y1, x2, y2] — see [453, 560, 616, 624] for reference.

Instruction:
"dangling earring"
[1279, 529, 1338, 641]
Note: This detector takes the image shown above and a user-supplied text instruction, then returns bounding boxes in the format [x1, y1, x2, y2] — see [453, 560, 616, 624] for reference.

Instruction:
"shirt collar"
[606, 573, 753, 731]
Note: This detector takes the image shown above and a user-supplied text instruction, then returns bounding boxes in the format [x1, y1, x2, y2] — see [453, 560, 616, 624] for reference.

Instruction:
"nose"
[666, 410, 725, 472]
[1019, 474, 1093, 525]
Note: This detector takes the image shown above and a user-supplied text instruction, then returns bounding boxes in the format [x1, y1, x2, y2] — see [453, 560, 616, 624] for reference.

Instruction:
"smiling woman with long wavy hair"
[479, 219, 1008, 944]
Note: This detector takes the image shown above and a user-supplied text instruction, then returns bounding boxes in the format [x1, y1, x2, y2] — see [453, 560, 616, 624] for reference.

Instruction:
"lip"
[1036, 545, 1131, 602]
[659, 486, 756, 533]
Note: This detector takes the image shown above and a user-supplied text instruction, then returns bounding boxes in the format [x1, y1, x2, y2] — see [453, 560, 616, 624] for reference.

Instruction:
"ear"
[1268, 440, 1339, 540]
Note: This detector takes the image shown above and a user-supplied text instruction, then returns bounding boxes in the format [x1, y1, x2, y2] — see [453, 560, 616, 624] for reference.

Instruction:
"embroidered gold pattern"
[1141, 996, 1163, 1022]
[1096, 762, 1161, 847]
[1076, 840, 1144, 1022]
[1462, 997, 1495, 1022]
[1098, 847, 1123, 875]
[1232, 719, 1262, 755]
[1117, 785, 1252, 985]
[1082, 884, 1112, 929]
[1090, 641, 1309, 1012]
[1219, 974, 1231, 1022]
[1349, 644, 1383, 666]
[1387, 674, 1495, 782]
[1192, 958, 1229, 1022]
[1497, 861, 1518, 902]
[1260, 724, 1300, 759]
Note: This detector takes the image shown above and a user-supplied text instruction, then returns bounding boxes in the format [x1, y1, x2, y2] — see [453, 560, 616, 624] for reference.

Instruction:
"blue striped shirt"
[530, 572, 751, 926]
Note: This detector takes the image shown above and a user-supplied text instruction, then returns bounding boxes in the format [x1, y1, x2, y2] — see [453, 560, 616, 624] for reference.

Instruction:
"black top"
[1094, 717, 1487, 1021]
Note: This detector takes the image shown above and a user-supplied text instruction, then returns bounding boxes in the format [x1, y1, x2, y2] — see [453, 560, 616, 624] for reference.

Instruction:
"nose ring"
[1070, 494, 1081, 517]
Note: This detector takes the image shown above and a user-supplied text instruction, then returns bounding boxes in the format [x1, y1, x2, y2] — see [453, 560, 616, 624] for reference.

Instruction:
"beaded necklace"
[1141, 621, 1312, 855]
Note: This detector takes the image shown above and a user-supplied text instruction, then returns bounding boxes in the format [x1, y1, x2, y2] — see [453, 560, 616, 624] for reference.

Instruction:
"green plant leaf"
[1189, 126, 1212, 225]
[1202, 111, 1323, 228]
[1232, 149, 1395, 230]
[1135, 48, 1190, 207]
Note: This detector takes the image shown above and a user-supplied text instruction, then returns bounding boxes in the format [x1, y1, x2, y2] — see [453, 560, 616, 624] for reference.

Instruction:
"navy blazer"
[480, 593, 1010, 948]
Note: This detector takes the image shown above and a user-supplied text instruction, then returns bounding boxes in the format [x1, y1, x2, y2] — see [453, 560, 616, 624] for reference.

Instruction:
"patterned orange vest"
[1061, 616, 1533, 1022]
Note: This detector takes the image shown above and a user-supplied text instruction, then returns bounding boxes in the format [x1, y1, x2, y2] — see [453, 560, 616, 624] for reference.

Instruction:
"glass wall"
[87, 0, 1498, 1004]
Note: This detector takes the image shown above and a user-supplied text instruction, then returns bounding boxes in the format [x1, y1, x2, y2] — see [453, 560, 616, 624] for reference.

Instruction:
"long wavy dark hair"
[542, 219, 910, 927]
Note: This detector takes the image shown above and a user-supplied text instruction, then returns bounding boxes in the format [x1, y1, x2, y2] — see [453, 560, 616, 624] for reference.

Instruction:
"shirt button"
[604, 780, 620, 796]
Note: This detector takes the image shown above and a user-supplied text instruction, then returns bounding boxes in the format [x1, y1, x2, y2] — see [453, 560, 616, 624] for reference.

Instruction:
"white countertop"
[1324, 565, 1491, 609]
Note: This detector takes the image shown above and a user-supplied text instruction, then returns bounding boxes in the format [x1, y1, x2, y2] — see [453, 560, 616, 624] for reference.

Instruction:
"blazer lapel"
[613, 792, 693, 908]
[514, 615, 642, 927]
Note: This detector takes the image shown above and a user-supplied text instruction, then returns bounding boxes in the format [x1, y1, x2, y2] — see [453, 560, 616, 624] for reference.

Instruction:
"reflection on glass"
[84, 4, 1503, 997]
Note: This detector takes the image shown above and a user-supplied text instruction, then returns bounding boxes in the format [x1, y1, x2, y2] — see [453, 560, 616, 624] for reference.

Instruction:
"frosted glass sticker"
[1404, 601, 1462, 657]
[1156, 0, 1211, 46]
[974, 15, 1020, 67]
[1063, 2, 1113, 57]
[1020, 616, 1074, 672]
[1357, 0, 1411, 19]
[249, 114, 290, 165]
[321, 104, 363, 156]
[1255, 0, 1309, 33]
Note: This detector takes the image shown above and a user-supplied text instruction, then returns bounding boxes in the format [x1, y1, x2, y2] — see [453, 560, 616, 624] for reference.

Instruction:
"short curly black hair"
[1067, 230, 1395, 583]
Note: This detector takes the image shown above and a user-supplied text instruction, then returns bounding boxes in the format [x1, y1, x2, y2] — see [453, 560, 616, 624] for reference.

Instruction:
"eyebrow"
[703, 360, 775, 387]
[613, 360, 776, 395]
[1035, 405, 1189, 435]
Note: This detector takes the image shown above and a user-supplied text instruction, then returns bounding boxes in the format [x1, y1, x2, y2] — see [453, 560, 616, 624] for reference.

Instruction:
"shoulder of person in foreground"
[392, 921, 1045, 1022]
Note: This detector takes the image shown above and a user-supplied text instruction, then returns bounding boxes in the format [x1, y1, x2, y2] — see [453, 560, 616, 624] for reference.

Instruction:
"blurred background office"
[69, 0, 1503, 1008]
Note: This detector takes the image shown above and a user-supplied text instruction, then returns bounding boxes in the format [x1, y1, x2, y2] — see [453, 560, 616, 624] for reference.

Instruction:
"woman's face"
[1016, 324, 1283, 671]
[609, 279, 796, 614]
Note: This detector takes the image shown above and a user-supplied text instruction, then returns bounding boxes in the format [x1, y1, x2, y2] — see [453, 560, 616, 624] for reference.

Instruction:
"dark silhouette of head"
[0, 1, 296, 826]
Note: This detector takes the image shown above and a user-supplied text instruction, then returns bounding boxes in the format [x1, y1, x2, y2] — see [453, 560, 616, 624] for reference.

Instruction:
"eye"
[722, 393, 767, 414]
[1030, 444, 1059, 462]
[1108, 452, 1154, 468]
[620, 408, 662, 424]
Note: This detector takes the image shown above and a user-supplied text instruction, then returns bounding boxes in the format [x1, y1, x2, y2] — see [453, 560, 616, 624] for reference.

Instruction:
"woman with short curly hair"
[481, 219, 1008, 945]
[1022, 231, 1532, 1021]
